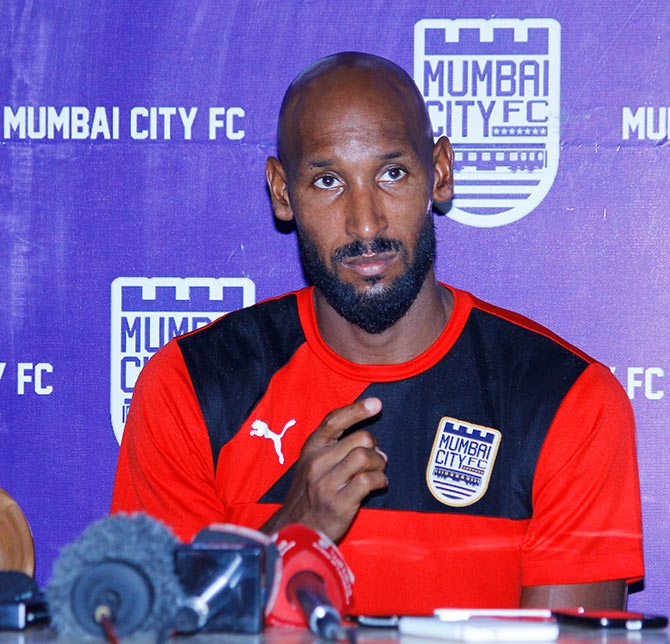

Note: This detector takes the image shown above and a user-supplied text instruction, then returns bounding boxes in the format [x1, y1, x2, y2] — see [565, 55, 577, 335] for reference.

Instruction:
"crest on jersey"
[414, 18, 561, 227]
[426, 417, 501, 507]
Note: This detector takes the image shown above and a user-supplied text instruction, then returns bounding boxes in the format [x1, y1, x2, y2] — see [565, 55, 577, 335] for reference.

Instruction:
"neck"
[313, 274, 453, 364]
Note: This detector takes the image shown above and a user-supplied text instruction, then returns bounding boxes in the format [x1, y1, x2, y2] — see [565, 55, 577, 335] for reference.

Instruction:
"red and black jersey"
[112, 285, 644, 613]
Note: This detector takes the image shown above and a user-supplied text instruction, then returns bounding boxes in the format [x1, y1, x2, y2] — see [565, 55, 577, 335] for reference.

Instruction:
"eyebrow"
[306, 150, 406, 168]
[307, 159, 334, 168]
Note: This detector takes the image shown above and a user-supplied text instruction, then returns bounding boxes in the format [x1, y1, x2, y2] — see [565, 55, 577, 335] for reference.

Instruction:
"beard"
[298, 216, 436, 334]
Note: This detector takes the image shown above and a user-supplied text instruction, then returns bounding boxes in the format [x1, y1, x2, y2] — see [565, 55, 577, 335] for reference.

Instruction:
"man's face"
[281, 71, 439, 333]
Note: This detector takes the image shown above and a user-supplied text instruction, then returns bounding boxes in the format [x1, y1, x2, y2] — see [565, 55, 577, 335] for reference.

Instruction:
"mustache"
[333, 237, 403, 263]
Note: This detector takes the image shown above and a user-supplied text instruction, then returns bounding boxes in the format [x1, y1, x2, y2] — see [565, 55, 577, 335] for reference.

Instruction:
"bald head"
[276, 52, 434, 170]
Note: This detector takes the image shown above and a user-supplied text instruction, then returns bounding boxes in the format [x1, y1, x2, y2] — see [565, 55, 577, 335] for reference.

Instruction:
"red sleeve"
[110, 339, 225, 542]
[521, 362, 644, 586]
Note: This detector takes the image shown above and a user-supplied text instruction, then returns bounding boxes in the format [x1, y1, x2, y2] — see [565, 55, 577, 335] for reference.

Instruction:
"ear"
[431, 136, 454, 203]
[266, 156, 294, 221]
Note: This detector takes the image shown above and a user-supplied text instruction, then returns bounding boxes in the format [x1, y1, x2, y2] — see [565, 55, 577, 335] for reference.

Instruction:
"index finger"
[309, 397, 382, 448]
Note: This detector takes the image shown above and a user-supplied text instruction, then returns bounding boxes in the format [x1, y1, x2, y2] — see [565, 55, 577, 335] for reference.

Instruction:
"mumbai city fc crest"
[414, 18, 561, 227]
[427, 417, 501, 507]
[110, 277, 255, 445]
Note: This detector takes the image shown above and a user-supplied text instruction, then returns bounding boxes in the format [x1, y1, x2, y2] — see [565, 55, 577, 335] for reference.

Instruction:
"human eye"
[379, 166, 407, 183]
[313, 173, 343, 190]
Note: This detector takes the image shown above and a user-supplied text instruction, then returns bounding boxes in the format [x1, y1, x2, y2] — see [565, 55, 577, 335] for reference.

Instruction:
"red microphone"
[266, 524, 354, 640]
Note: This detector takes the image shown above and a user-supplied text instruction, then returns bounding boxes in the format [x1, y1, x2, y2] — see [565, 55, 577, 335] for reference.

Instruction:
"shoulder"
[177, 290, 305, 363]
[182, 289, 302, 337]
[556, 361, 633, 427]
[464, 290, 593, 363]
[446, 288, 594, 390]
[173, 290, 308, 424]
[132, 290, 306, 393]
[133, 337, 189, 390]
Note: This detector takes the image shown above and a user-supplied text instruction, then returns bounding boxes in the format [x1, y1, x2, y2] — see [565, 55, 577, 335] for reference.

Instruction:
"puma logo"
[250, 419, 296, 465]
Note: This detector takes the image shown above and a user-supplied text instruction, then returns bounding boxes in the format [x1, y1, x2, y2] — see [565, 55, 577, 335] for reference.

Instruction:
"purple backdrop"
[1, 0, 668, 612]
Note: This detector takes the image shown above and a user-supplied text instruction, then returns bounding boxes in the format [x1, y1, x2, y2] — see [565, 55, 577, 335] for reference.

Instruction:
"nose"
[344, 182, 388, 240]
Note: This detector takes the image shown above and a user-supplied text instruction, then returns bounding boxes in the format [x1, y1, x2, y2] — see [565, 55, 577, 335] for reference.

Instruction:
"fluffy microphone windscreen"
[46, 513, 184, 638]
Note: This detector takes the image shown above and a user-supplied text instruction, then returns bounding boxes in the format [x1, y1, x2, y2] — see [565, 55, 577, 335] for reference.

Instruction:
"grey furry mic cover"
[46, 512, 184, 638]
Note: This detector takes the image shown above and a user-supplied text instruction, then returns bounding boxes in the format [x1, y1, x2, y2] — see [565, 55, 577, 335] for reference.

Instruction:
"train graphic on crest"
[452, 142, 547, 172]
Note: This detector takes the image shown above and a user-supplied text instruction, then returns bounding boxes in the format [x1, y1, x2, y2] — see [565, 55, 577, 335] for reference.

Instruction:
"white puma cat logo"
[250, 419, 296, 465]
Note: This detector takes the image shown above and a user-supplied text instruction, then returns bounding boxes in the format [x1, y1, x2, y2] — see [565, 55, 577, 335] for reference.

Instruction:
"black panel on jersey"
[177, 294, 305, 471]
[259, 306, 589, 520]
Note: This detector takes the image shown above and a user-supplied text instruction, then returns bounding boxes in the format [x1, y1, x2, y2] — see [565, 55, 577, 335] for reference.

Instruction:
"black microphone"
[173, 523, 280, 634]
[286, 569, 343, 640]
[45, 513, 184, 638]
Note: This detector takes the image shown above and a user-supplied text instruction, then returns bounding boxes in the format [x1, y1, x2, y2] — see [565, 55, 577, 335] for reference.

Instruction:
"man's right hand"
[261, 397, 388, 543]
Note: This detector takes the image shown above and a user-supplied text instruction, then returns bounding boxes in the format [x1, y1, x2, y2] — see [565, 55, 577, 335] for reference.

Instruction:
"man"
[112, 52, 643, 614]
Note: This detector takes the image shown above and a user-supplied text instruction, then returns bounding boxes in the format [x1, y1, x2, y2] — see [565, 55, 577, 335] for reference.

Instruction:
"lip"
[341, 251, 398, 278]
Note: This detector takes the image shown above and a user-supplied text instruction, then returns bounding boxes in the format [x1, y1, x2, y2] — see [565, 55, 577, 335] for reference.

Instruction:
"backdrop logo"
[426, 417, 501, 507]
[110, 277, 255, 444]
[414, 18, 561, 227]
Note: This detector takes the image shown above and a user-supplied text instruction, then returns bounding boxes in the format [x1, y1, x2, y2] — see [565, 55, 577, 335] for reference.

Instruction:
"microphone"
[266, 524, 355, 640]
[173, 523, 281, 634]
[45, 513, 184, 638]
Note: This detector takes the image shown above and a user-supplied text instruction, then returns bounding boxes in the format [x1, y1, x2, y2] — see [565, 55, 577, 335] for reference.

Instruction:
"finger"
[292, 432, 385, 519]
[336, 429, 387, 460]
[307, 443, 387, 504]
[336, 468, 389, 508]
[307, 451, 388, 533]
[307, 397, 382, 448]
[297, 430, 383, 490]
[334, 443, 388, 483]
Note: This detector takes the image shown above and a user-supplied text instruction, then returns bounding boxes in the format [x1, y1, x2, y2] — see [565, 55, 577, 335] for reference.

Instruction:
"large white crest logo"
[426, 417, 501, 507]
[414, 19, 561, 227]
[110, 277, 255, 444]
